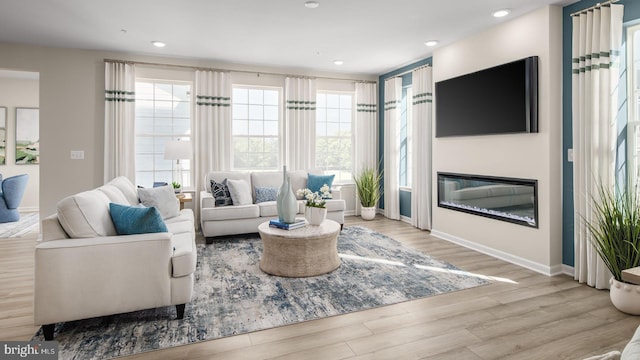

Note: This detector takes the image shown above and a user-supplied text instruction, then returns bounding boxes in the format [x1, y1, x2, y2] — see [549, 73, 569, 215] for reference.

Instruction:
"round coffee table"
[258, 219, 341, 277]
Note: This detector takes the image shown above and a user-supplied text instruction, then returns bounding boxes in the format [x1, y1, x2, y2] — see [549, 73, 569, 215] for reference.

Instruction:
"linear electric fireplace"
[437, 172, 538, 228]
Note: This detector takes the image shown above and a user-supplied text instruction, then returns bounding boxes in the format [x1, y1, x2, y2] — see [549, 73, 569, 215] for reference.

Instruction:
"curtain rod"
[387, 64, 432, 80]
[103, 58, 376, 84]
[570, 0, 620, 17]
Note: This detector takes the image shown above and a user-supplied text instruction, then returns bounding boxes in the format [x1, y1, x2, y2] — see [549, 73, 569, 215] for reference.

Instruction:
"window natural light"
[134, 80, 192, 188]
[628, 24, 640, 187]
[316, 92, 354, 183]
[232, 86, 281, 171]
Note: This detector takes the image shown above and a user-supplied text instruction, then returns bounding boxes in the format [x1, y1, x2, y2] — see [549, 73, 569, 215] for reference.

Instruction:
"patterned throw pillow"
[210, 179, 233, 207]
[255, 187, 278, 203]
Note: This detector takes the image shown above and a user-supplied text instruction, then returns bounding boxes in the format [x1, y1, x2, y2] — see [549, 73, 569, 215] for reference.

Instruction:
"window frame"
[627, 24, 640, 188]
[231, 84, 283, 171]
[134, 78, 193, 189]
[399, 85, 413, 190]
[315, 90, 355, 185]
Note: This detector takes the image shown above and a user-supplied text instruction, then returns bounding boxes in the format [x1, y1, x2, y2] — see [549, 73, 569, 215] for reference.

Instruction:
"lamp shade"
[164, 140, 192, 160]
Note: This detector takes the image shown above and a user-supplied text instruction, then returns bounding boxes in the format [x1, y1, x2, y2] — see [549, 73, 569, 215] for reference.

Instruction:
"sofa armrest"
[35, 233, 174, 325]
[200, 190, 216, 209]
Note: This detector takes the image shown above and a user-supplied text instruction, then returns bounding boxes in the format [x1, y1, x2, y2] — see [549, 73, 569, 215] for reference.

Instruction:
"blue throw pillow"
[255, 187, 278, 203]
[307, 173, 335, 194]
[109, 203, 168, 235]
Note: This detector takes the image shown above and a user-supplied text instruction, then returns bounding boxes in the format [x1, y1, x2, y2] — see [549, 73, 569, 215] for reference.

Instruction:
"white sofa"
[35, 176, 196, 340]
[200, 170, 346, 242]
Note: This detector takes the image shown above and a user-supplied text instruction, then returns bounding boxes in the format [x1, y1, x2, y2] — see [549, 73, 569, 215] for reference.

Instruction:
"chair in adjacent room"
[0, 174, 29, 223]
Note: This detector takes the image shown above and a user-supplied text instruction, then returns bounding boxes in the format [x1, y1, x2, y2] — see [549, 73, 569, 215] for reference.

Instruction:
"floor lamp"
[164, 140, 192, 192]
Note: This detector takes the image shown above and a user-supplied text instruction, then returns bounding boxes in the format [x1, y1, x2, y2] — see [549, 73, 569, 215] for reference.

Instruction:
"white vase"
[609, 277, 640, 315]
[305, 206, 327, 226]
[277, 166, 297, 224]
[361, 206, 376, 220]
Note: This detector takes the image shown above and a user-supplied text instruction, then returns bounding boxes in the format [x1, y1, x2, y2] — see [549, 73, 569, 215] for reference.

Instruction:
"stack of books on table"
[269, 218, 306, 230]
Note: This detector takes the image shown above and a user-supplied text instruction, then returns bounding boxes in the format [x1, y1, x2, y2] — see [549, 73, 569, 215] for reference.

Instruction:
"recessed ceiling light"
[333, 60, 344, 65]
[305, 1, 319, 9]
[151, 41, 166, 48]
[493, 9, 510, 18]
[425, 40, 438, 47]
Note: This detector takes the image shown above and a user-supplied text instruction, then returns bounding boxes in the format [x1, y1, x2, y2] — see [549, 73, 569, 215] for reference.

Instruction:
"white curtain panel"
[284, 77, 316, 171]
[411, 66, 433, 230]
[104, 61, 136, 183]
[194, 70, 231, 225]
[384, 77, 402, 220]
[354, 82, 378, 215]
[572, 4, 624, 289]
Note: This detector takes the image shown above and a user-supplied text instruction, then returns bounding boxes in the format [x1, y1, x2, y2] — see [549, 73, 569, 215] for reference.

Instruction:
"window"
[316, 92, 353, 183]
[135, 80, 192, 188]
[628, 25, 640, 186]
[232, 86, 281, 171]
[399, 86, 413, 188]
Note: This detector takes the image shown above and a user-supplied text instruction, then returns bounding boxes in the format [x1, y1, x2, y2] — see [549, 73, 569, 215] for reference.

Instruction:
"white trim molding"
[431, 229, 565, 276]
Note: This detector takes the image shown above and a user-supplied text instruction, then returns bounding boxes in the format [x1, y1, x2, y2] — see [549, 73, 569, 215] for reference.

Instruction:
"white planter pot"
[609, 277, 640, 315]
[361, 206, 376, 220]
[304, 206, 327, 226]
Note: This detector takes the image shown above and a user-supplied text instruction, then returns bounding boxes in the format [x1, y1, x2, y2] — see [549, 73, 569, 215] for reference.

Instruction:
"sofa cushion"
[324, 199, 346, 212]
[200, 204, 259, 221]
[98, 184, 130, 205]
[106, 176, 139, 205]
[227, 179, 252, 205]
[109, 203, 168, 235]
[307, 173, 335, 194]
[257, 201, 279, 217]
[57, 190, 117, 238]
[137, 185, 180, 220]
[210, 179, 233, 206]
[255, 187, 278, 203]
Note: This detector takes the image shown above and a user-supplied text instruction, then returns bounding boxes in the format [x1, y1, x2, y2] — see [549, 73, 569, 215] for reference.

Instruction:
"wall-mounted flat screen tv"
[435, 56, 538, 138]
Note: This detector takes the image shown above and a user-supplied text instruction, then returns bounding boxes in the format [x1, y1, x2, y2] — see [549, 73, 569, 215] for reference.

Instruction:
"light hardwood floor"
[2, 216, 639, 359]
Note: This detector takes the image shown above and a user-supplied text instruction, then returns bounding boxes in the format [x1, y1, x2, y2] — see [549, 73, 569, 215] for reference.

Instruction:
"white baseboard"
[19, 206, 38, 212]
[345, 210, 355, 216]
[400, 215, 412, 224]
[562, 265, 575, 277]
[431, 229, 562, 276]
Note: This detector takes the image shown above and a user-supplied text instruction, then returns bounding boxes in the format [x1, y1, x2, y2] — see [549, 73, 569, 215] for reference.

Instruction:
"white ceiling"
[0, 0, 573, 76]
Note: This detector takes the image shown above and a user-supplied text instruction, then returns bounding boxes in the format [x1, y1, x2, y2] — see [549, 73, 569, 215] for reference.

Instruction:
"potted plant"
[171, 181, 182, 194]
[354, 166, 382, 220]
[296, 184, 332, 225]
[586, 182, 640, 315]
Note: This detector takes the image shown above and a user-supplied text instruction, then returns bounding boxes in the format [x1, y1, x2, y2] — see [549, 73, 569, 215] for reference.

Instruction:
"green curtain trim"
[572, 63, 614, 73]
[196, 101, 230, 107]
[197, 95, 230, 101]
[413, 99, 432, 105]
[286, 100, 316, 104]
[105, 97, 135, 102]
[357, 103, 376, 108]
[286, 106, 316, 110]
[572, 49, 620, 64]
[105, 90, 135, 95]
[357, 109, 377, 113]
[413, 92, 432, 99]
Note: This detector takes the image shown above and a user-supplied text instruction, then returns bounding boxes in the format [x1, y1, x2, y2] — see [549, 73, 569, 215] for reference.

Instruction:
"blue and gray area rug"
[33, 226, 488, 359]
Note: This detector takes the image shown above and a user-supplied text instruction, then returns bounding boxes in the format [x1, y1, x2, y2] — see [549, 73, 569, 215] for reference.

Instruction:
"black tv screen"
[435, 56, 538, 137]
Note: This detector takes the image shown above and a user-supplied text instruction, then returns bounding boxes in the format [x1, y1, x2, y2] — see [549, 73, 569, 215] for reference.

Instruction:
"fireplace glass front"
[437, 172, 538, 228]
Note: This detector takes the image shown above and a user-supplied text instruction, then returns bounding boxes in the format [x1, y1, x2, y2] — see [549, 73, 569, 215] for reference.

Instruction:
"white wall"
[0, 43, 373, 217]
[431, 5, 563, 275]
[0, 75, 40, 211]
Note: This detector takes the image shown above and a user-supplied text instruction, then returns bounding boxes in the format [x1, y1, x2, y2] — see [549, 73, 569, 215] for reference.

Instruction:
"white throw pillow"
[137, 185, 180, 219]
[227, 178, 253, 205]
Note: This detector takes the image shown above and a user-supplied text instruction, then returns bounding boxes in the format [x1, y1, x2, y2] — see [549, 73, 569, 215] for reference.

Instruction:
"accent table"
[258, 219, 341, 277]
[176, 193, 192, 210]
